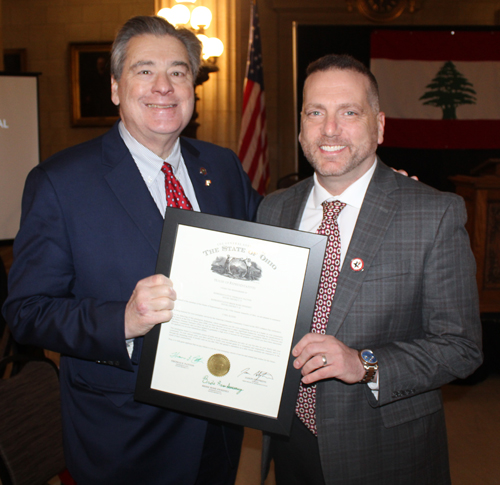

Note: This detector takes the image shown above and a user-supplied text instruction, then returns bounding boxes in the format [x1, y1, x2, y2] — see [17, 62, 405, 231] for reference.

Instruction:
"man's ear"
[111, 76, 120, 107]
[377, 111, 385, 145]
[298, 113, 304, 147]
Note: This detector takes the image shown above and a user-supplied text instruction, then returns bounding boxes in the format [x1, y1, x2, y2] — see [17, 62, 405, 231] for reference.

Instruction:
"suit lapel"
[102, 124, 163, 254]
[327, 162, 399, 337]
[280, 178, 314, 229]
[180, 138, 220, 214]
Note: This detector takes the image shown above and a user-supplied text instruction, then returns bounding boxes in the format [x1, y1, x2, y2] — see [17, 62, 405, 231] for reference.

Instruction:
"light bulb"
[196, 34, 209, 51]
[196, 34, 209, 59]
[157, 8, 171, 21]
[190, 6, 212, 30]
[169, 4, 191, 26]
[205, 37, 224, 58]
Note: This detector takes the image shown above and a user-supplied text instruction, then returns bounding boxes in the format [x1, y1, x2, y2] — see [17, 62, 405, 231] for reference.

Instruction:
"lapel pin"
[200, 167, 207, 175]
[205, 180, 212, 186]
[350, 258, 364, 272]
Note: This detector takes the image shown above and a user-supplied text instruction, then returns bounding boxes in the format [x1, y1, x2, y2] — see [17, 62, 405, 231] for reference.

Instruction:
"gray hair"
[111, 15, 202, 81]
[306, 54, 380, 112]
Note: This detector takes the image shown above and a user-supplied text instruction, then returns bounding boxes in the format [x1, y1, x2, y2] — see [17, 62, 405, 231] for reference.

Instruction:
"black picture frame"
[135, 208, 327, 436]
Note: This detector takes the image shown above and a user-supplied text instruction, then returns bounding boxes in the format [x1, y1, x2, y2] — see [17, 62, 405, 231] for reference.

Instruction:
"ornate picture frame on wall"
[69, 42, 118, 127]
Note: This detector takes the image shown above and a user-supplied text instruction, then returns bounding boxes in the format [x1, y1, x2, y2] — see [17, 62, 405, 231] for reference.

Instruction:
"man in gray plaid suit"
[258, 54, 482, 485]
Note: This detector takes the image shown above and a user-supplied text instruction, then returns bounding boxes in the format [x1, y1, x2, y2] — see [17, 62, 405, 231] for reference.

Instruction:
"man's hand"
[125, 274, 176, 339]
[292, 333, 365, 384]
[392, 167, 418, 181]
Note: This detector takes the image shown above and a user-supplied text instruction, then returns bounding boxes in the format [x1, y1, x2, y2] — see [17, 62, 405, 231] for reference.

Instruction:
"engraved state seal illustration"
[211, 255, 262, 281]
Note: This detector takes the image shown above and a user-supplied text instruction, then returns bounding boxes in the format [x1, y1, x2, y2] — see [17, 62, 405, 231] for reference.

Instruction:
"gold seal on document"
[207, 354, 230, 377]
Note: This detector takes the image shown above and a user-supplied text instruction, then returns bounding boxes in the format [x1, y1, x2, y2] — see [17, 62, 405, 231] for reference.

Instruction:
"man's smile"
[319, 145, 346, 152]
[146, 103, 176, 109]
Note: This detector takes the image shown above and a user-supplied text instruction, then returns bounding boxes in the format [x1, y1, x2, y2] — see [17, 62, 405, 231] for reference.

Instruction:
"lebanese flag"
[371, 30, 500, 149]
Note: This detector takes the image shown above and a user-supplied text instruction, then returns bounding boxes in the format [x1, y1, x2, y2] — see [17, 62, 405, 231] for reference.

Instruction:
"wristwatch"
[358, 349, 378, 384]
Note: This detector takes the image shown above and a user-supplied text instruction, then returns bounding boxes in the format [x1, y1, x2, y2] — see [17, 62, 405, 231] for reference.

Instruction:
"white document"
[151, 224, 310, 418]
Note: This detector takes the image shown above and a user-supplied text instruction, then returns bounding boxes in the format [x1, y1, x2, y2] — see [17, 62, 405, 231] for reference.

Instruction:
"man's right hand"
[124, 274, 176, 339]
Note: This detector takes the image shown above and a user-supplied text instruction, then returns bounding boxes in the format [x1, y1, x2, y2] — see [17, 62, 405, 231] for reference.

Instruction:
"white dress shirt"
[299, 160, 379, 396]
[118, 122, 200, 357]
[118, 121, 200, 215]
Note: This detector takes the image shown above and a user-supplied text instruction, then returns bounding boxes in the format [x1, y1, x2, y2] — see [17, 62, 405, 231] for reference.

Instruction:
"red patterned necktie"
[161, 162, 193, 210]
[296, 200, 346, 435]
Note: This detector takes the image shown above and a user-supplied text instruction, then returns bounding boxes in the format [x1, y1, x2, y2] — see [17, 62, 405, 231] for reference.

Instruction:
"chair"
[0, 355, 66, 485]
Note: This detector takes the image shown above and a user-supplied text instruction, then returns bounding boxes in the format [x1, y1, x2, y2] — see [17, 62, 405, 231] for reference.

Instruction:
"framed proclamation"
[135, 208, 327, 436]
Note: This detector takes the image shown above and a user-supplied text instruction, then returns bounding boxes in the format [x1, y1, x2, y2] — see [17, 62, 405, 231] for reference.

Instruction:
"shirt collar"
[312, 159, 377, 210]
[118, 121, 182, 186]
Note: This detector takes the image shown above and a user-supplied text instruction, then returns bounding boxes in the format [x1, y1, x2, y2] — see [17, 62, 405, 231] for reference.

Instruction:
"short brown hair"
[306, 54, 380, 111]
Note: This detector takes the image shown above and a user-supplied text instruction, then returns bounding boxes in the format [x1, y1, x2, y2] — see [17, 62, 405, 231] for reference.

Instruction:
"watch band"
[358, 349, 378, 384]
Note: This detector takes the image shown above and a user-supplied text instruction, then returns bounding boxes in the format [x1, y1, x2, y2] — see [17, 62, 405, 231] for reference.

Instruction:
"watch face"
[361, 349, 377, 364]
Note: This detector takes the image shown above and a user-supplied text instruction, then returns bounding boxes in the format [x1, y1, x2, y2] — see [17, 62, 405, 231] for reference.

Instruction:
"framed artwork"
[70, 42, 119, 127]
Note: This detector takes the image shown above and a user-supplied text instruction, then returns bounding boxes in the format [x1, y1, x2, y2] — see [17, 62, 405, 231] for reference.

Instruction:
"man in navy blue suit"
[3, 16, 261, 485]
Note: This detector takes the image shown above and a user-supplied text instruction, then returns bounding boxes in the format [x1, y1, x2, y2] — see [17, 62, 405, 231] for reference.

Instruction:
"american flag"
[237, 1, 269, 195]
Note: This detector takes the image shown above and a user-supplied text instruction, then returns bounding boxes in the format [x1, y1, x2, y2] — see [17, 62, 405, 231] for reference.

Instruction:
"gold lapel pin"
[205, 180, 212, 186]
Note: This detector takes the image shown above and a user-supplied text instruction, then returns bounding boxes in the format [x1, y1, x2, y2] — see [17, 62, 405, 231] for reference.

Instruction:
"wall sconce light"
[157, 1, 224, 62]
[157, 0, 223, 139]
